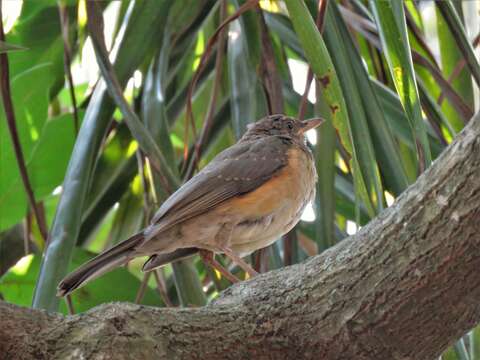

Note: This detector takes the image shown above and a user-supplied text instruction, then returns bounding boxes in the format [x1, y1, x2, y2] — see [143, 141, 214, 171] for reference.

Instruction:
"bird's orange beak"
[299, 118, 325, 134]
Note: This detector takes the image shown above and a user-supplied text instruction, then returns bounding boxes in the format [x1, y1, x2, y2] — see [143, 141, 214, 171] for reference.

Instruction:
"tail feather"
[57, 233, 144, 297]
[142, 247, 198, 272]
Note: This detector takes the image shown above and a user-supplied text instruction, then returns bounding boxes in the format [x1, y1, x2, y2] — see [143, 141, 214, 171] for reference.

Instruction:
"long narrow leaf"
[453, 338, 471, 360]
[86, 2, 178, 192]
[0, 40, 27, 54]
[436, 4, 475, 132]
[285, 0, 376, 217]
[322, 4, 385, 210]
[436, 1, 480, 87]
[143, 26, 206, 307]
[107, 187, 144, 247]
[370, 0, 431, 171]
[0, 18, 49, 242]
[372, 79, 444, 157]
[314, 83, 336, 250]
[417, 78, 454, 145]
[142, 29, 177, 202]
[33, 0, 172, 312]
[285, 0, 350, 154]
[228, 1, 258, 139]
[329, 3, 409, 195]
[78, 125, 138, 244]
[338, 4, 472, 129]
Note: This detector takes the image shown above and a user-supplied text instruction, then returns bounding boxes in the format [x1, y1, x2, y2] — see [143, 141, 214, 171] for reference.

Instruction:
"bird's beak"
[299, 118, 325, 134]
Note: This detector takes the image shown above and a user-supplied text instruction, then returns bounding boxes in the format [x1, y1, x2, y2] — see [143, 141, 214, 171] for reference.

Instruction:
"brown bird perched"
[58, 114, 323, 296]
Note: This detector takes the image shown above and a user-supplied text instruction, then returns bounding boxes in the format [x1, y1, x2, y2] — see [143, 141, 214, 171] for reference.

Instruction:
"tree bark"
[2, 113, 480, 360]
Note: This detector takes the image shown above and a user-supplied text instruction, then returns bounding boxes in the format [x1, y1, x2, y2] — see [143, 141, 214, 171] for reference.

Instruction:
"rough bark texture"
[2, 113, 480, 360]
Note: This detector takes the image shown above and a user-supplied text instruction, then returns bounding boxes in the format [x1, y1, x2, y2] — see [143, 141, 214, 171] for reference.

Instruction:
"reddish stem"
[0, 5, 48, 243]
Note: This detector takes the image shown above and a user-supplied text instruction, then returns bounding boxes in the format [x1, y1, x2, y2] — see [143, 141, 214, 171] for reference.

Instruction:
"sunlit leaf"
[370, 0, 432, 172]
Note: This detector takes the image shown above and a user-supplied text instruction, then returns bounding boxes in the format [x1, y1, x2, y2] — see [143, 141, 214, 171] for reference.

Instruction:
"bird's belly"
[229, 203, 304, 256]
[145, 147, 316, 256]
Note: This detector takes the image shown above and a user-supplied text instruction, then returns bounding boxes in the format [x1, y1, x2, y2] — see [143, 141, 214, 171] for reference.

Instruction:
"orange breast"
[217, 147, 314, 218]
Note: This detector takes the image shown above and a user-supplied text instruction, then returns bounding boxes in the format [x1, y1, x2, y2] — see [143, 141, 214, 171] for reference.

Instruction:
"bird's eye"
[287, 122, 294, 130]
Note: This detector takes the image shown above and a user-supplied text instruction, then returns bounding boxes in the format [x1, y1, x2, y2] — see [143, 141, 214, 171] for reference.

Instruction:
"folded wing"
[145, 136, 292, 239]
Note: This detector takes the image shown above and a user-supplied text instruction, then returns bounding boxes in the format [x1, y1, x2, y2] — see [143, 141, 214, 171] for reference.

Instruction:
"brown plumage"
[57, 114, 323, 296]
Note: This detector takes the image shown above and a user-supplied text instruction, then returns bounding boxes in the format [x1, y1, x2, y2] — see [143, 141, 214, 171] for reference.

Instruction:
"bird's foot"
[199, 249, 240, 283]
[220, 247, 259, 278]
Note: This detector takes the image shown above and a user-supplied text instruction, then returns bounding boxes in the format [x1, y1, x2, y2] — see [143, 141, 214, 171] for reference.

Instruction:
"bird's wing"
[145, 136, 292, 238]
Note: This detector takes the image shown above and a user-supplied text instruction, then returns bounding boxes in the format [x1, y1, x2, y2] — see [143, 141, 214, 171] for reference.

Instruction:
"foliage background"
[0, 0, 479, 358]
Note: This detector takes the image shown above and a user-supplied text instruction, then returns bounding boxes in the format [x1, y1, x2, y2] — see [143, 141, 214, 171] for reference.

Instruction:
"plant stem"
[0, 4, 49, 243]
[58, 1, 80, 135]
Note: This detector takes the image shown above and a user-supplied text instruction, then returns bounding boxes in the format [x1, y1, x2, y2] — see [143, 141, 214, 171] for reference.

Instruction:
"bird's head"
[242, 114, 324, 142]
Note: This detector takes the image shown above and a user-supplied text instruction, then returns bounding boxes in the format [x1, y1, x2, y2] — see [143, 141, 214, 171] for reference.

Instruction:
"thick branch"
[2, 113, 480, 359]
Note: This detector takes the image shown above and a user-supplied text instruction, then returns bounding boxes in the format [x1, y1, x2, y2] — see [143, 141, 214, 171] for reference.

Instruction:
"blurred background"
[0, 1, 479, 358]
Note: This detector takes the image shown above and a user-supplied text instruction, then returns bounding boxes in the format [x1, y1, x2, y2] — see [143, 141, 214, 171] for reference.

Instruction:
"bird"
[57, 114, 323, 296]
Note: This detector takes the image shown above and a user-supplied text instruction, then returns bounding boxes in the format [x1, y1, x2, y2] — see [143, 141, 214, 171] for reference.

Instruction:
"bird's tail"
[57, 232, 144, 297]
[142, 247, 198, 272]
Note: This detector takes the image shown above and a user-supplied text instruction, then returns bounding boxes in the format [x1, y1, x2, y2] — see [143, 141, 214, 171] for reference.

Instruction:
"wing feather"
[145, 136, 291, 238]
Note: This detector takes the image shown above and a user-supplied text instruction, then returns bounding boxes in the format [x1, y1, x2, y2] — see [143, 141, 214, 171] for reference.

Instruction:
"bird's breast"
[219, 145, 317, 254]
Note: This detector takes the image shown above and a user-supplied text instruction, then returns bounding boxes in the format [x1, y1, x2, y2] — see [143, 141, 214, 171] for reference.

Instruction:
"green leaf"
[370, 0, 432, 171]
[228, 1, 258, 139]
[57, 83, 89, 109]
[451, 338, 470, 360]
[334, 172, 370, 224]
[471, 327, 480, 359]
[7, 2, 76, 95]
[436, 1, 480, 88]
[86, 2, 179, 190]
[322, 5, 384, 213]
[372, 79, 444, 158]
[33, 0, 174, 312]
[142, 30, 176, 169]
[327, 3, 409, 196]
[436, 5, 474, 132]
[142, 29, 179, 203]
[141, 20, 206, 307]
[0, 111, 77, 231]
[107, 186, 144, 247]
[405, 1, 423, 31]
[0, 225, 26, 277]
[314, 95, 336, 250]
[79, 125, 138, 245]
[0, 40, 27, 54]
[264, 13, 304, 58]
[285, 0, 377, 217]
[284, 0, 351, 154]
[417, 78, 455, 145]
[0, 65, 48, 231]
[172, 260, 207, 306]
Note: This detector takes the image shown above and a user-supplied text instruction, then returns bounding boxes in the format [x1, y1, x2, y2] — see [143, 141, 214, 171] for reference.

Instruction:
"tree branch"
[2, 112, 480, 359]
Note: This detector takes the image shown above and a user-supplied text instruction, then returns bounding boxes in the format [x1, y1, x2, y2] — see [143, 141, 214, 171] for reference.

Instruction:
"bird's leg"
[198, 249, 240, 284]
[220, 246, 259, 278]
